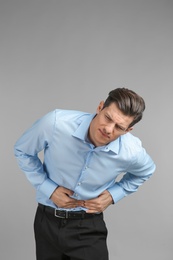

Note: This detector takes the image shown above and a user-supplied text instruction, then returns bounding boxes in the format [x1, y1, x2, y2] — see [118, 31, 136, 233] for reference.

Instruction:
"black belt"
[38, 203, 100, 219]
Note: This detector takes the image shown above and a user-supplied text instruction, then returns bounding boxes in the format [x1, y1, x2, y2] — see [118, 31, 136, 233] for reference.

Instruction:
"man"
[14, 88, 156, 260]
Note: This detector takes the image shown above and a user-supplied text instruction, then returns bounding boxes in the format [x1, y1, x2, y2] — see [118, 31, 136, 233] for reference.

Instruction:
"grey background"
[1, 0, 172, 259]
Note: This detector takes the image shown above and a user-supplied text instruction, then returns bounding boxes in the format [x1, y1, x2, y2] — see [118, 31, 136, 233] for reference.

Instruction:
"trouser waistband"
[38, 203, 101, 219]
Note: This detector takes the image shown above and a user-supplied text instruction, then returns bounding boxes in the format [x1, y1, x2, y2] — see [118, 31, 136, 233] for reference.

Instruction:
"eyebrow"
[105, 112, 127, 130]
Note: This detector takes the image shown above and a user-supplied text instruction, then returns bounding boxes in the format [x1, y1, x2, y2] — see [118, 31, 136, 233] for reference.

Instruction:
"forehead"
[103, 103, 134, 126]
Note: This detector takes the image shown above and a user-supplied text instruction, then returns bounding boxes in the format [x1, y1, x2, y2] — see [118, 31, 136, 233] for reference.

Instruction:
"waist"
[38, 203, 102, 219]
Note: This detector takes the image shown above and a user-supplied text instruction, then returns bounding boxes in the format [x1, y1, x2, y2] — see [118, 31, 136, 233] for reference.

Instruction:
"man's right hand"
[50, 186, 85, 209]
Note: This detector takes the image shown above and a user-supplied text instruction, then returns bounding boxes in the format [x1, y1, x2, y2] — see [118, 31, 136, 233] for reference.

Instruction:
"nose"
[104, 123, 114, 134]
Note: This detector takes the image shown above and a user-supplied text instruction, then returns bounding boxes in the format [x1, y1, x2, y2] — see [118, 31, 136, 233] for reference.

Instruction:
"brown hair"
[103, 88, 145, 127]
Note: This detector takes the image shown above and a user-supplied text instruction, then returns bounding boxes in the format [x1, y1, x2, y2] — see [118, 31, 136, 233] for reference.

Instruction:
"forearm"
[14, 148, 58, 198]
[14, 110, 57, 198]
[108, 171, 154, 204]
[108, 150, 156, 204]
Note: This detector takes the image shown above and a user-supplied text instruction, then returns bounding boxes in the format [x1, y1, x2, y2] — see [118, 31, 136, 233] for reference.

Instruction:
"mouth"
[99, 129, 110, 139]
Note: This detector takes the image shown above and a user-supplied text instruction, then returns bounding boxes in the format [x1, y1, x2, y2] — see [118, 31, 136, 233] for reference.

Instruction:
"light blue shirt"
[14, 109, 156, 210]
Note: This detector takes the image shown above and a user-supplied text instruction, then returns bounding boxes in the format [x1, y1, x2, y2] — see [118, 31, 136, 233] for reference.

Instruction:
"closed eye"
[105, 114, 112, 121]
[115, 125, 125, 131]
[105, 113, 126, 132]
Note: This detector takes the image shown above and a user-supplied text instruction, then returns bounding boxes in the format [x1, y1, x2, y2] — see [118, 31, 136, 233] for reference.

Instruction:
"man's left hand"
[84, 190, 113, 213]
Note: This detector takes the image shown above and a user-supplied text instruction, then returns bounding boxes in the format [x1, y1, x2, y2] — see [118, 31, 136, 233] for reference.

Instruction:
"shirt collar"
[72, 113, 95, 141]
[104, 138, 120, 154]
[72, 113, 120, 154]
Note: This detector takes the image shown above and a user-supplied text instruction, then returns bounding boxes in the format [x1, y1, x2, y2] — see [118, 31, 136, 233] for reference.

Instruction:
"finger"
[62, 187, 74, 196]
[84, 203, 98, 211]
[67, 199, 85, 208]
[86, 209, 98, 213]
[68, 199, 83, 207]
[84, 200, 98, 208]
[77, 200, 85, 207]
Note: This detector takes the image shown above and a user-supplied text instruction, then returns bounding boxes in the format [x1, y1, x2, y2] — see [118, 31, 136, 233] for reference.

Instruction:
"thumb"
[62, 187, 74, 196]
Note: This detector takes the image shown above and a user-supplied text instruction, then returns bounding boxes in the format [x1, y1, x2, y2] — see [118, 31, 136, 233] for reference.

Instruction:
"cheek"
[95, 117, 102, 127]
[98, 117, 105, 125]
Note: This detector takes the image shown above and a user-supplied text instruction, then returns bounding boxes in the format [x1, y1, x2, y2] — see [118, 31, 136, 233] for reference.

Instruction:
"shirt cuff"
[107, 183, 126, 204]
[39, 178, 58, 198]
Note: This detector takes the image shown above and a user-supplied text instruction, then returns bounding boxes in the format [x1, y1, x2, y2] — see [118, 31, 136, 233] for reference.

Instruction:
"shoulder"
[54, 109, 91, 122]
[121, 132, 142, 146]
[120, 133, 155, 172]
[120, 133, 143, 156]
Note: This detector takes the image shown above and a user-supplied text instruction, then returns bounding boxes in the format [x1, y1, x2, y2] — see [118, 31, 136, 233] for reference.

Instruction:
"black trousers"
[34, 205, 109, 260]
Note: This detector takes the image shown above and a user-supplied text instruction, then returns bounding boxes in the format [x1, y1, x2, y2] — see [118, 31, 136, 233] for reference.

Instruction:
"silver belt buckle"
[54, 209, 66, 218]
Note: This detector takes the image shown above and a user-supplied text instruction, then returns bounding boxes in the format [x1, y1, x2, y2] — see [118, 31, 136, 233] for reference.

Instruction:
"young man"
[14, 88, 156, 260]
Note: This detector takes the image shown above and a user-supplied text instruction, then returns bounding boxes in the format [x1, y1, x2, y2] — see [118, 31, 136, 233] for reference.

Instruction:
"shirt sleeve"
[108, 147, 156, 203]
[14, 110, 58, 198]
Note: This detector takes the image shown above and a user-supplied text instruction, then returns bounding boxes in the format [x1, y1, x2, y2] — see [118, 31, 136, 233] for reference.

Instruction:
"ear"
[96, 101, 104, 114]
[125, 127, 133, 133]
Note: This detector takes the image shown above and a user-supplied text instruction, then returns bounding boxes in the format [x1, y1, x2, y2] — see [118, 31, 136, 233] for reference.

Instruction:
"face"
[88, 101, 134, 147]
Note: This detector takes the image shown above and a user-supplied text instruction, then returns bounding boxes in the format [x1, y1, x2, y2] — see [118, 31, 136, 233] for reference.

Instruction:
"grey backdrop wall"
[1, 0, 172, 259]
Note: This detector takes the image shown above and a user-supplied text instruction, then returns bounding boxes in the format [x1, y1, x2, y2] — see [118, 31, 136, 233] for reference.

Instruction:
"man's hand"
[84, 190, 113, 213]
[50, 186, 85, 208]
